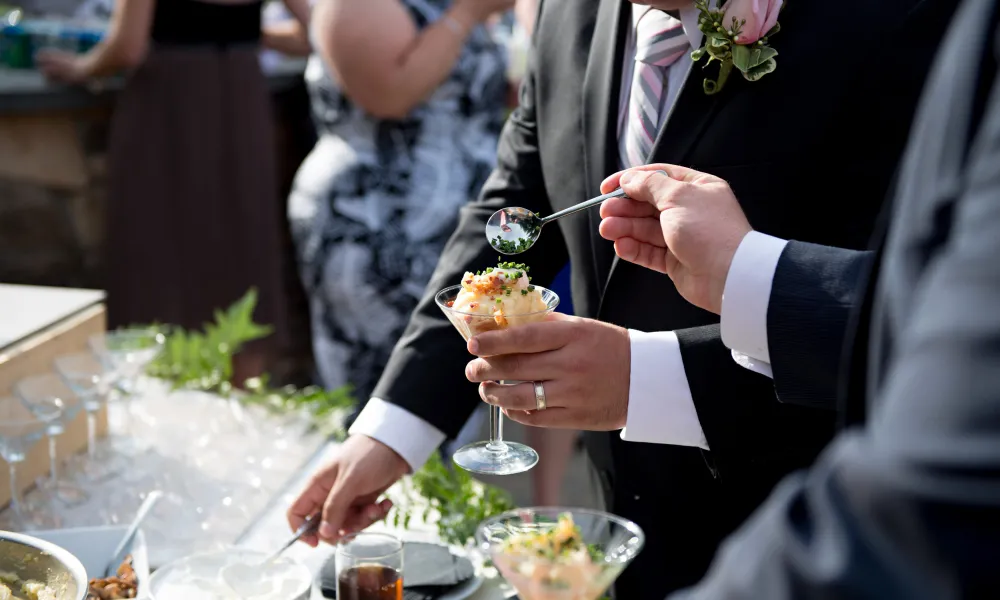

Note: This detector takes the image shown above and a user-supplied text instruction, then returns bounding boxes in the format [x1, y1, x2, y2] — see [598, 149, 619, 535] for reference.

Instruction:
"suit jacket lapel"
[599, 45, 734, 307]
[583, 0, 630, 288]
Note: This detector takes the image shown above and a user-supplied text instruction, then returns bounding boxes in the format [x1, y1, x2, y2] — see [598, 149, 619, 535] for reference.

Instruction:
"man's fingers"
[468, 314, 575, 357]
[339, 497, 393, 537]
[613, 239, 671, 275]
[503, 407, 586, 429]
[288, 469, 336, 546]
[479, 380, 571, 411]
[319, 482, 353, 543]
[466, 354, 555, 383]
[599, 196, 659, 219]
[598, 216, 666, 247]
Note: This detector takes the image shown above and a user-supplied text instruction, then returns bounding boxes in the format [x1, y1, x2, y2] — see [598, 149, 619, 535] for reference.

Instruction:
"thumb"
[618, 169, 677, 211]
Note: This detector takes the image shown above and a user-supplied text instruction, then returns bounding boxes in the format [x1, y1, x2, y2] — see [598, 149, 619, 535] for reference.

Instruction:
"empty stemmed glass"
[435, 284, 560, 475]
[54, 351, 122, 481]
[89, 328, 165, 454]
[14, 373, 89, 506]
[0, 396, 63, 531]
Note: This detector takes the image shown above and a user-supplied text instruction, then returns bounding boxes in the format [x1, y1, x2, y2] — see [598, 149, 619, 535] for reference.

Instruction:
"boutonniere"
[690, 0, 783, 95]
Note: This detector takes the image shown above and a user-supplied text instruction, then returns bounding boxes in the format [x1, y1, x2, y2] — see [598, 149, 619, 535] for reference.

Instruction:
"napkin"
[319, 541, 475, 599]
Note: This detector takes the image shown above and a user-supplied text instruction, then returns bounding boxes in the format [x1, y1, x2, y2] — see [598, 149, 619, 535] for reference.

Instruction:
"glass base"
[452, 441, 538, 475]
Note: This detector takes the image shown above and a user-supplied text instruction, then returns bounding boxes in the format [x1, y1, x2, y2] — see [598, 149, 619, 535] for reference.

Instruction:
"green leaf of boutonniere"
[691, 0, 783, 94]
[742, 57, 777, 82]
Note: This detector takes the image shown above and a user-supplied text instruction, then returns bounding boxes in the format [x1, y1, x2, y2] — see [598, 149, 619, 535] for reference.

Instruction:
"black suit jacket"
[672, 0, 1000, 597]
[372, 0, 954, 595]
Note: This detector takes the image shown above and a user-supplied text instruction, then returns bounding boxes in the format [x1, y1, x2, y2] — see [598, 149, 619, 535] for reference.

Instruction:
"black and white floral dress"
[288, 0, 507, 400]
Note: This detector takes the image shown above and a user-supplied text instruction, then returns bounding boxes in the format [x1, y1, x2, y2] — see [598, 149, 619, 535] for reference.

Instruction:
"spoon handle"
[540, 187, 627, 224]
[105, 490, 162, 577]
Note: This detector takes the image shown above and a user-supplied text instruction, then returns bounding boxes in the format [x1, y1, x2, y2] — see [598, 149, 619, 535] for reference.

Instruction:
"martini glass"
[477, 507, 645, 600]
[14, 373, 89, 506]
[0, 396, 64, 531]
[54, 352, 122, 482]
[89, 328, 165, 455]
[435, 284, 559, 475]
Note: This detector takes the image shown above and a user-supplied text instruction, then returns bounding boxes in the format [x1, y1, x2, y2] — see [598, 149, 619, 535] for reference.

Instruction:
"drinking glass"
[89, 328, 165, 454]
[0, 396, 63, 531]
[336, 532, 403, 600]
[14, 373, 89, 506]
[477, 507, 645, 600]
[435, 285, 559, 475]
[53, 352, 122, 481]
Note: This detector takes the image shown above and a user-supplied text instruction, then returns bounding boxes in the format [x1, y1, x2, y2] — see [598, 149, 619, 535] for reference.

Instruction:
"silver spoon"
[261, 513, 319, 566]
[103, 490, 162, 577]
[485, 171, 666, 255]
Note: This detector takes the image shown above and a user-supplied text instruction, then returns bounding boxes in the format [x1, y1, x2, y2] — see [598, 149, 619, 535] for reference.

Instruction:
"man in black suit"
[594, 0, 1000, 595]
[288, 0, 955, 595]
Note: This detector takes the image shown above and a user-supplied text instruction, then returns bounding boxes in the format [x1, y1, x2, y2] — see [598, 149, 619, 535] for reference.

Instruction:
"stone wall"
[0, 112, 109, 288]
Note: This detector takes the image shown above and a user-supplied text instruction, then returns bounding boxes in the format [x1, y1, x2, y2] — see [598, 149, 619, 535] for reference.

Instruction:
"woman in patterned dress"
[288, 0, 512, 401]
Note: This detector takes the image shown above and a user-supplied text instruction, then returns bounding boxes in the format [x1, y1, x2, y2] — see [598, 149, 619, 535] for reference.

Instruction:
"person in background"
[37, 0, 309, 381]
[287, 0, 512, 403]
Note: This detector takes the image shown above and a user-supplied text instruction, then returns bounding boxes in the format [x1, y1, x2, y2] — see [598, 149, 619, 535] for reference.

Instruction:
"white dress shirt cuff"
[720, 231, 788, 363]
[348, 398, 446, 473]
[620, 330, 709, 450]
[731, 350, 774, 379]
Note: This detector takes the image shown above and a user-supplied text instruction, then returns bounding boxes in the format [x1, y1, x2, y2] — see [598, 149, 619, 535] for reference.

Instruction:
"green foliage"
[389, 451, 515, 547]
[140, 288, 515, 546]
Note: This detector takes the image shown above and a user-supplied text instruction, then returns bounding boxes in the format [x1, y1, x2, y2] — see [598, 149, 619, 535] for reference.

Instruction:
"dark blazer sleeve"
[369, 4, 569, 438]
[766, 242, 874, 409]
[669, 56, 1000, 600]
[673, 245, 871, 483]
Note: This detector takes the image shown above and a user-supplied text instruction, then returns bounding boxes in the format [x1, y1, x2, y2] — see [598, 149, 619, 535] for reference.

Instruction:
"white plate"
[438, 574, 484, 600]
[32, 525, 150, 597]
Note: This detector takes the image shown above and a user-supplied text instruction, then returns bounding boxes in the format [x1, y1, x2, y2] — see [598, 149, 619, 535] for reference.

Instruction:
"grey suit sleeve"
[766, 242, 874, 410]
[669, 64, 1000, 600]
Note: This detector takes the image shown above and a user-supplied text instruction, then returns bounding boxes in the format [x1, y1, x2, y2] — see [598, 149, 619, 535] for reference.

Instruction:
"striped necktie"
[621, 9, 689, 168]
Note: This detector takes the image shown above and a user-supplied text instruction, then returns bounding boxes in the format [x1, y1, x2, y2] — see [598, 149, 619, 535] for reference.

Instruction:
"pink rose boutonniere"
[691, 0, 784, 95]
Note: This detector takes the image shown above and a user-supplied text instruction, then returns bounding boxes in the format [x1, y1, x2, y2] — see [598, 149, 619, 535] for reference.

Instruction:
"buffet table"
[0, 380, 513, 599]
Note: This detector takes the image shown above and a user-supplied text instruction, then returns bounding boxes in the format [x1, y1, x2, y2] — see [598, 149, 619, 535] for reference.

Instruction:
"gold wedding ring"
[534, 381, 547, 411]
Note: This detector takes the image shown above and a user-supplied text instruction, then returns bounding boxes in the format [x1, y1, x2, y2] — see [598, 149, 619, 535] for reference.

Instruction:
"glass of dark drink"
[336, 532, 403, 600]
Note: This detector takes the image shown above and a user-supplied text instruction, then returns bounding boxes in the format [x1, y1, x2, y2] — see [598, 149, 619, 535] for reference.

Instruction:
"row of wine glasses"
[0, 327, 165, 531]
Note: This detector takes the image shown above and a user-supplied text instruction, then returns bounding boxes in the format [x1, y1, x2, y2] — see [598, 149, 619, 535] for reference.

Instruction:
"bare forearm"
[263, 20, 311, 56]
[320, 3, 477, 119]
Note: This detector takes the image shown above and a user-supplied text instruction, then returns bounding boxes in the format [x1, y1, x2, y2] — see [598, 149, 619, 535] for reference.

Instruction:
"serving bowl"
[0, 530, 88, 600]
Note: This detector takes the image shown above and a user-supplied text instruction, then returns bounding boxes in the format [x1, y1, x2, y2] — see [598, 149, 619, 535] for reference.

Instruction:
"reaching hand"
[286, 434, 408, 547]
[598, 165, 752, 315]
[35, 50, 89, 84]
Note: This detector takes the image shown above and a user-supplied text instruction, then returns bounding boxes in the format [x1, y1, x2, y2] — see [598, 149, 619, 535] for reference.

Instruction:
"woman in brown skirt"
[37, 0, 309, 378]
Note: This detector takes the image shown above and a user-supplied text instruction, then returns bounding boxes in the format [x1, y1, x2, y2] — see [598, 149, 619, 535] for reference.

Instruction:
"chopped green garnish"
[528, 285, 535, 291]
[521, 290, 528, 296]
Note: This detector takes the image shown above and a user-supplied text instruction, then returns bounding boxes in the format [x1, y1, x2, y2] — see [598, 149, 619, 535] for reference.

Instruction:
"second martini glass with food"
[435, 261, 559, 475]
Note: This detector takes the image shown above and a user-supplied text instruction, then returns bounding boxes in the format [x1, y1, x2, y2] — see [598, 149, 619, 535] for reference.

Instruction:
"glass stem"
[48, 435, 58, 484]
[486, 382, 509, 453]
[8, 463, 21, 516]
[87, 411, 98, 458]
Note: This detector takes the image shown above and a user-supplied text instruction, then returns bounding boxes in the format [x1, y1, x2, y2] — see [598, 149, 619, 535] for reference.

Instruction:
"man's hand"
[286, 434, 408, 547]
[598, 164, 752, 315]
[465, 313, 631, 430]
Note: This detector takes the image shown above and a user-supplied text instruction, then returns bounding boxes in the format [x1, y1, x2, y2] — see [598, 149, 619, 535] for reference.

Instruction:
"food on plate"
[0, 572, 57, 600]
[447, 261, 547, 332]
[87, 555, 137, 599]
[493, 513, 606, 599]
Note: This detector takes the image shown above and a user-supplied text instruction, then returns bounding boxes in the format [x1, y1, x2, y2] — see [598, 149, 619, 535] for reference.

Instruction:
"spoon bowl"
[486, 171, 666, 255]
[486, 207, 545, 254]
